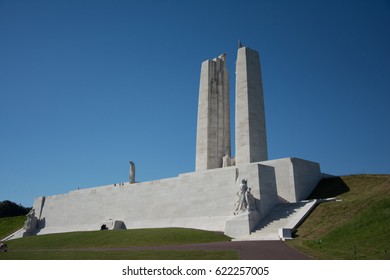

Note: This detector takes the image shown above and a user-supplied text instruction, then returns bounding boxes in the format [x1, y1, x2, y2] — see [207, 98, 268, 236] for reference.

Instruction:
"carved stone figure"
[234, 179, 248, 215]
[222, 153, 231, 167]
[129, 161, 135, 183]
[222, 148, 235, 167]
[245, 188, 257, 212]
[218, 53, 226, 61]
[24, 209, 35, 231]
[0, 241, 8, 252]
[234, 179, 258, 214]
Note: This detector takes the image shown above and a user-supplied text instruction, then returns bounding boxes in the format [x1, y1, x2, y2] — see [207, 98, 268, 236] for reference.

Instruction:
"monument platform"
[8, 157, 323, 240]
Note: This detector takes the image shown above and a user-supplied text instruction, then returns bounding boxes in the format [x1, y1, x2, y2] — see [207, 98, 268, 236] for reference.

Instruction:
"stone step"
[233, 199, 318, 241]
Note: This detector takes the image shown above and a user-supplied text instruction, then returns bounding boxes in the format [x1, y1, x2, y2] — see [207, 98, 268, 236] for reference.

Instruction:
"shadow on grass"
[308, 177, 350, 199]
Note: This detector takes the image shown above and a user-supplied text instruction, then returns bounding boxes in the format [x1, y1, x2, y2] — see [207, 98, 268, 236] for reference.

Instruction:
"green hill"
[288, 174, 390, 259]
[0, 215, 25, 240]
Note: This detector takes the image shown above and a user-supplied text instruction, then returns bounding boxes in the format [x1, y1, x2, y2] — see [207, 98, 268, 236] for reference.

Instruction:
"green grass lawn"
[0, 215, 25, 240]
[288, 174, 390, 259]
[5, 227, 231, 250]
[0, 227, 237, 260]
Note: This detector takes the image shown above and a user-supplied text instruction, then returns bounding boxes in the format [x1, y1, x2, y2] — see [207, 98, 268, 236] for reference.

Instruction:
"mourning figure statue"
[24, 209, 35, 231]
[234, 179, 257, 214]
[129, 161, 135, 184]
[234, 179, 248, 214]
[222, 148, 235, 167]
[245, 188, 257, 212]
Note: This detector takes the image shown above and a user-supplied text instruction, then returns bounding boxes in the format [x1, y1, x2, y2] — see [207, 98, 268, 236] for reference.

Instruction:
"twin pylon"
[196, 46, 268, 171]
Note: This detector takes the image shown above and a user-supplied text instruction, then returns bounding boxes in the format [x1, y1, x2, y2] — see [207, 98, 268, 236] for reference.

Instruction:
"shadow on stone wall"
[308, 177, 350, 199]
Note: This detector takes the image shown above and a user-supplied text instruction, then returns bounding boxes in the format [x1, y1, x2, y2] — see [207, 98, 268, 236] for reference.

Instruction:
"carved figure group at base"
[0, 241, 7, 252]
[234, 179, 257, 215]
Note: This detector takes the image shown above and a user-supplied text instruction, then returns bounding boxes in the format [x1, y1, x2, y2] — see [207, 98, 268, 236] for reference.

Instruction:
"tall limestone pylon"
[235, 46, 268, 165]
[196, 46, 268, 170]
[196, 54, 231, 171]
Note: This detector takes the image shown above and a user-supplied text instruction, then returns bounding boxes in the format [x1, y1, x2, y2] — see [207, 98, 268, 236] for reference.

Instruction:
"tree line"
[0, 200, 31, 218]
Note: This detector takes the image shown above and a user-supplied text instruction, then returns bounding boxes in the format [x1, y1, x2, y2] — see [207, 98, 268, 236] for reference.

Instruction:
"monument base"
[5, 158, 323, 241]
[224, 211, 261, 238]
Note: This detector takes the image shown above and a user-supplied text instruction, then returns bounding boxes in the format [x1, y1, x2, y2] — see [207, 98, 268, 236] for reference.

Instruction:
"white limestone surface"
[196, 55, 230, 171]
[235, 47, 268, 166]
[261, 157, 322, 202]
[32, 165, 239, 236]
[22, 158, 322, 239]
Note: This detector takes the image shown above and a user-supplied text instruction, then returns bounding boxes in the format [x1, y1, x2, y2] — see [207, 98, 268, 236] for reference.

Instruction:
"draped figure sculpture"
[234, 179, 257, 214]
[129, 161, 136, 184]
[234, 179, 248, 214]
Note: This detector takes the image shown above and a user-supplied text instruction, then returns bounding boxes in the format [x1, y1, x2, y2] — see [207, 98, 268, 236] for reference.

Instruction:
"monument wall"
[32, 163, 260, 235]
[28, 158, 321, 238]
[261, 158, 322, 202]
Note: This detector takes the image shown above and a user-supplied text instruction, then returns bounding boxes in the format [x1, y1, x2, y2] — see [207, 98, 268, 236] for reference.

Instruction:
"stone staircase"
[234, 199, 318, 241]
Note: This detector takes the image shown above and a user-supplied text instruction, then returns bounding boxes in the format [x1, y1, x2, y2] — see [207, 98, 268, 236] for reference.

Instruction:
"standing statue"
[222, 148, 235, 167]
[234, 179, 248, 215]
[234, 179, 257, 214]
[129, 161, 135, 184]
[222, 153, 230, 167]
[245, 188, 257, 212]
[24, 209, 35, 231]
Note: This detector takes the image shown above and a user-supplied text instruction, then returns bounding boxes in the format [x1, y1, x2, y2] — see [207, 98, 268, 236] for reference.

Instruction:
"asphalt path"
[105, 241, 311, 260]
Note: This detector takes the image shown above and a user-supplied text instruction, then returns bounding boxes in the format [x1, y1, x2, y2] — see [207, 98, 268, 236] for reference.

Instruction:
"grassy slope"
[0, 215, 25, 240]
[0, 227, 237, 260]
[288, 174, 390, 259]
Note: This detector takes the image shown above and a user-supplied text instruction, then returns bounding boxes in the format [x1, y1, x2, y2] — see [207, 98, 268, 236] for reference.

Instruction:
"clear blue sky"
[1, 0, 389, 207]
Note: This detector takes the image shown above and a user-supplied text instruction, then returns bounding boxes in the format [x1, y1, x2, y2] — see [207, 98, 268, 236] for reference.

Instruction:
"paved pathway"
[103, 241, 311, 260]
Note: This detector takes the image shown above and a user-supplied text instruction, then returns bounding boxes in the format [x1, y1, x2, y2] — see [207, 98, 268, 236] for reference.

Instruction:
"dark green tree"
[0, 200, 31, 218]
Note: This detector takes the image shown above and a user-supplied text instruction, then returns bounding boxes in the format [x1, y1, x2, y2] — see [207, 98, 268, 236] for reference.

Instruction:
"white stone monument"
[8, 45, 325, 241]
